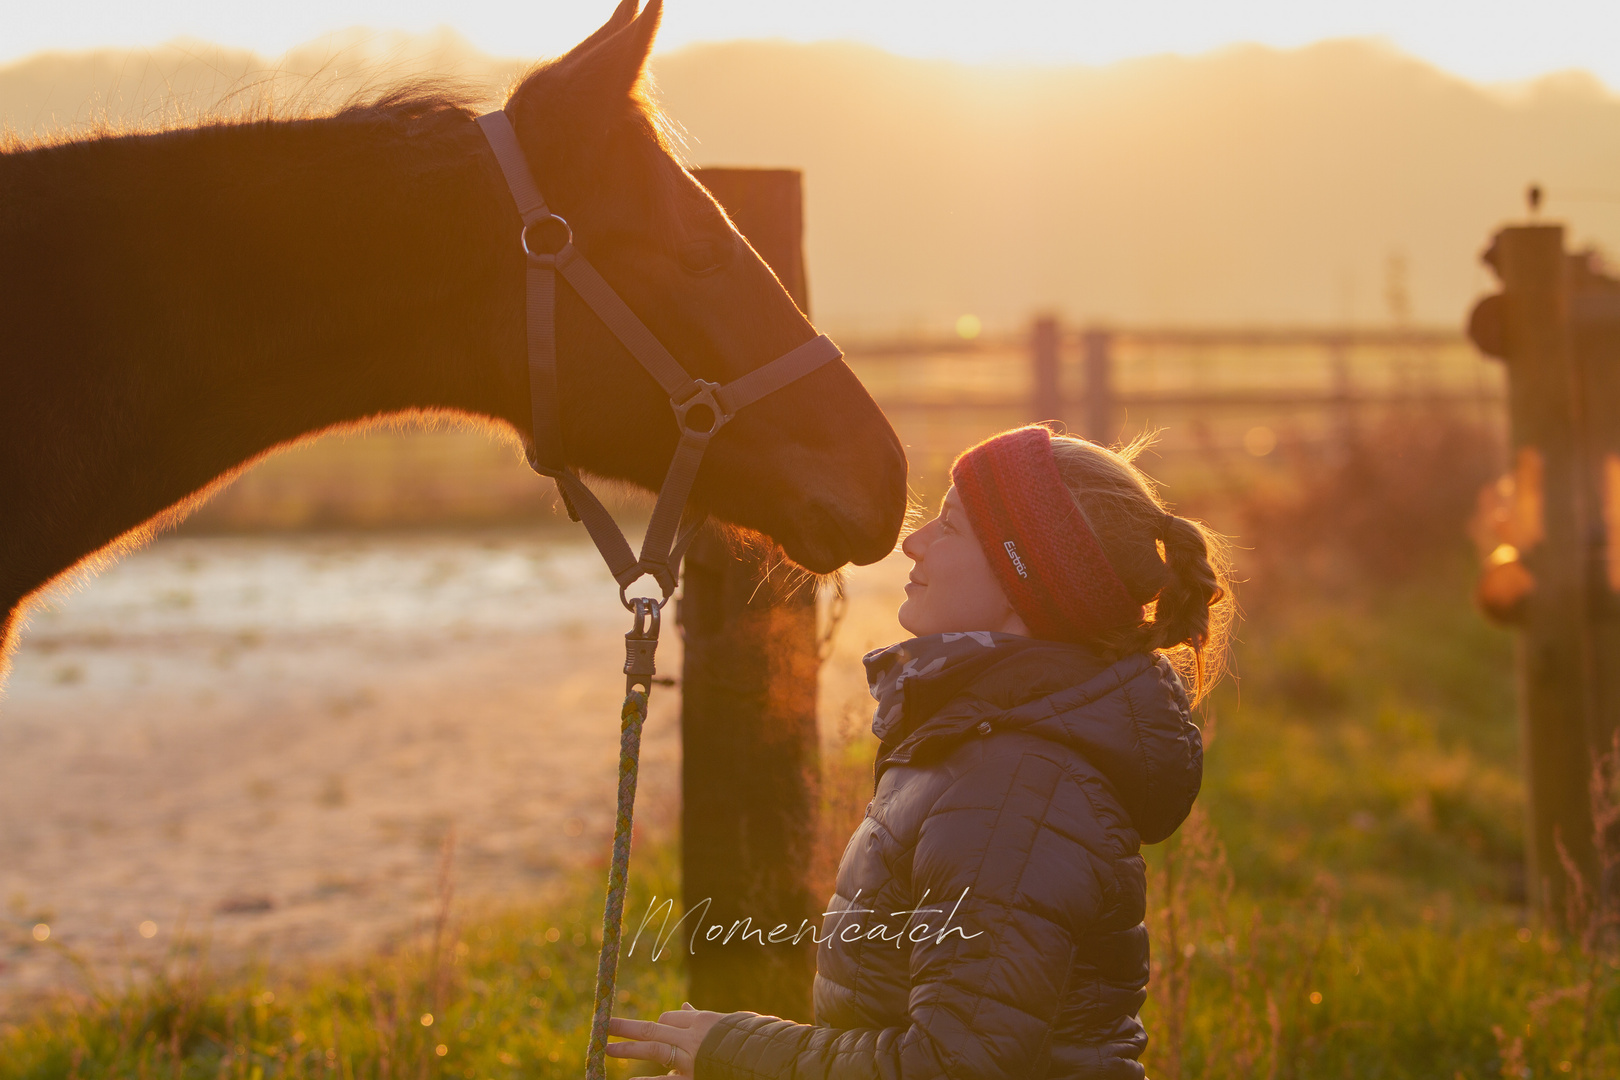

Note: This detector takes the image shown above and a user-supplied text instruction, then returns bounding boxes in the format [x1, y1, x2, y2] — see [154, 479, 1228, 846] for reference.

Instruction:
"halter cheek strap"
[474, 108, 841, 610]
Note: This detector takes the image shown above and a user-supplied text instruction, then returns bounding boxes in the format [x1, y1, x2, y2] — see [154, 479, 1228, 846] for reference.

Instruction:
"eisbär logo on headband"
[1003, 540, 1029, 579]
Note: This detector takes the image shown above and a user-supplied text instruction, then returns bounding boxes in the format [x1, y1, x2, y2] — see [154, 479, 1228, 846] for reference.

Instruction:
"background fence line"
[174, 321, 1508, 532]
[842, 320, 1505, 503]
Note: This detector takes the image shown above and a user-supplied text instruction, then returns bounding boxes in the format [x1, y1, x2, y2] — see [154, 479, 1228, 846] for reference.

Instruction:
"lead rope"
[587, 686, 646, 1079]
[583, 597, 660, 1080]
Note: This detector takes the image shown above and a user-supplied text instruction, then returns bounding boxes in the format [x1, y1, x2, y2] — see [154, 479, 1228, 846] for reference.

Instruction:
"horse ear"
[557, 0, 663, 104]
[558, 0, 640, 64]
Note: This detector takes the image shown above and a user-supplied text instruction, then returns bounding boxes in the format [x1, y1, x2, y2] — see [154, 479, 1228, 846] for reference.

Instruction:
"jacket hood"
[875, 636, 1202, 845]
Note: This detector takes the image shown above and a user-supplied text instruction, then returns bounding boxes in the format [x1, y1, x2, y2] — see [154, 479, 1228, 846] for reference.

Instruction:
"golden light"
[1243, 426, 1277, 457]
[4, 3, 1620, 89]
[1477, 544, 1534, 626]
[955, 314, 982, 340]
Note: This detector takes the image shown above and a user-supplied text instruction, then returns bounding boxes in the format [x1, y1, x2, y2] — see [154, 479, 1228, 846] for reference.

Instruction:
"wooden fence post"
[1469, 223, 1615, 928]
[1031, 315, 1062, 424]
[1081, 327, 1116, 443]
[1569, 250, 1620, 921]
[679, 168, 819, 1020]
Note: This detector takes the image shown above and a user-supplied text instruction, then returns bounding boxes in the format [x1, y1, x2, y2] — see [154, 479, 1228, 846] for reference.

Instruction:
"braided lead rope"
[584, 685, 649, 1080]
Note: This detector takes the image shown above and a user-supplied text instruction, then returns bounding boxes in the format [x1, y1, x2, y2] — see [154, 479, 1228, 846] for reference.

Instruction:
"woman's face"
[898, 486, 1029, 638]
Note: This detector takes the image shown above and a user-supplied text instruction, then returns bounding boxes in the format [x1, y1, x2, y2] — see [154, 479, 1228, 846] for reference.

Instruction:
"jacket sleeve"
[695, 746, 1117, 1080]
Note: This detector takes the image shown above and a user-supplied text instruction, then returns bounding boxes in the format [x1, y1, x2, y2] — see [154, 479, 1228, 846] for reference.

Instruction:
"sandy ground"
[0, 528, 908, 1015]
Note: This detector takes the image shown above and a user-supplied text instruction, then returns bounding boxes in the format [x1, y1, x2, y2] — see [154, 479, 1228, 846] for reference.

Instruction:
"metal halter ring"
[619, 567, 677, 613]
[672, 380, 732, 438]
[521, 214, 572, 257]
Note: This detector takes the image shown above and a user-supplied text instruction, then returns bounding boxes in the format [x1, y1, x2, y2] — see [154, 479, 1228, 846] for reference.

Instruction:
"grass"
[1146, 860, 1620, 1080]
[0, 837, 689, 1080]
[1198, 557, 1526, 916]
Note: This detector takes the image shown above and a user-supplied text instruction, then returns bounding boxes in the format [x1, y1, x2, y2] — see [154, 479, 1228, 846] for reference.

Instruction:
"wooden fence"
[177, 322, 1506, 532]
[840, 321, 1505, 503]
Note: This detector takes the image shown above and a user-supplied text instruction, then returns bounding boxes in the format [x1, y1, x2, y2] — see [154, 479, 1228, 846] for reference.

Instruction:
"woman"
[608, 423, 1232, 1079]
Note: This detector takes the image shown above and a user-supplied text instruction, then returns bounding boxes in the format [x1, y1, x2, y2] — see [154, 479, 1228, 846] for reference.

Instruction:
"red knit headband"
[951, 425, 1144, 642]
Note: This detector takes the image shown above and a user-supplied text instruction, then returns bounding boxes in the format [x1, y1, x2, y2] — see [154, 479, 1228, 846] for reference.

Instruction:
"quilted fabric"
[693, 636, 1203, 1079]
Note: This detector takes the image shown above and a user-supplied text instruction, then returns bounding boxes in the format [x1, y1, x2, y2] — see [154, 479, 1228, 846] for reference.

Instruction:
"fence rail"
[838, 321, 1503, 487]
[183, 320, 1508, 530]
[842, 325, 1469, 357]
[875, 387, 1503, 412]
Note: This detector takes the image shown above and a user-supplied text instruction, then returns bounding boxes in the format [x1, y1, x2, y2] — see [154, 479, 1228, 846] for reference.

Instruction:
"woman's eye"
[678, 236, 734, 274]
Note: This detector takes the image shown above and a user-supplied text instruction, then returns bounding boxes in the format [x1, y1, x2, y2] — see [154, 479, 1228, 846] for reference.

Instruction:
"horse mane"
[339, 71, 687, 158]
[332, 83, 485, 127]
[0, 80, 479, 159]
[1, 52, 685, 167]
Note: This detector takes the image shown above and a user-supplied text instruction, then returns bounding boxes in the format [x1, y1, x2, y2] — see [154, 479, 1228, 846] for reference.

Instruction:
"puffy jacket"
[694, 633, 1203, 1079]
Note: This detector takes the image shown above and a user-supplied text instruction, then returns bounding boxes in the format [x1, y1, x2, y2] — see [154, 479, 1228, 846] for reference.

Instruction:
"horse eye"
[678, 236, 733, 274]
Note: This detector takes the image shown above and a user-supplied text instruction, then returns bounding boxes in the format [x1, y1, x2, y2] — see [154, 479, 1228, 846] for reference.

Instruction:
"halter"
[475, 108, 841, 1080]
[475, 108, 840, 624]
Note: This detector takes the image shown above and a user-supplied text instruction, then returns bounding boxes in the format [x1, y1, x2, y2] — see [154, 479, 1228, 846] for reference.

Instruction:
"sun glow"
[6, 2, 1620, 91]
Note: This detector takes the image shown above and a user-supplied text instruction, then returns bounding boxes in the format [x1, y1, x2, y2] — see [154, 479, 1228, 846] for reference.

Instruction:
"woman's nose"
[901, 518, 933, 561]
[901, 529, 922, 561]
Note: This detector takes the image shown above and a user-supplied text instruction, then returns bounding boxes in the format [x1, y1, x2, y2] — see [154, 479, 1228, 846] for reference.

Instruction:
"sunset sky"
[7, 1, 1620, 90]
[6, 1, 1617, 330]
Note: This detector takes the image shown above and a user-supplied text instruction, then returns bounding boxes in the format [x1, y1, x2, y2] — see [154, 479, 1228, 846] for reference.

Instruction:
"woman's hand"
[606, 1001, 727, 1077]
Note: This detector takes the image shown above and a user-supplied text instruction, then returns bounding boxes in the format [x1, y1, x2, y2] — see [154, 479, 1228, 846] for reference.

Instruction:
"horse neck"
[0, 108, 520, 604]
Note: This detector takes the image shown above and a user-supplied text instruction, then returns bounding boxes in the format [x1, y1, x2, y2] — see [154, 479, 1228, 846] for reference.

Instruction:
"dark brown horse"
[0, 0, 908, 678]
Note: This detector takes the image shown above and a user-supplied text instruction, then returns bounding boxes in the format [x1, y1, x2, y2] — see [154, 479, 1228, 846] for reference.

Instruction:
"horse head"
[488, 0, 907, 573]
[0, 0, 910, 682]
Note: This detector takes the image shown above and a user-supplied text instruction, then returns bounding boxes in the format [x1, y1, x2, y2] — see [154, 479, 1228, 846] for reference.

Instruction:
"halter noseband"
[475, 109, 841, 611]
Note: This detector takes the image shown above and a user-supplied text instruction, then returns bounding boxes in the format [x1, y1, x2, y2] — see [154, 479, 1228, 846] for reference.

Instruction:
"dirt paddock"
[0, 528, 907, 1015]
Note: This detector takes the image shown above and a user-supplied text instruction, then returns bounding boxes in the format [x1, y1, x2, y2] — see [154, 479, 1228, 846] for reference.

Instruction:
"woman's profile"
[609, 422, 1233, 1078]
